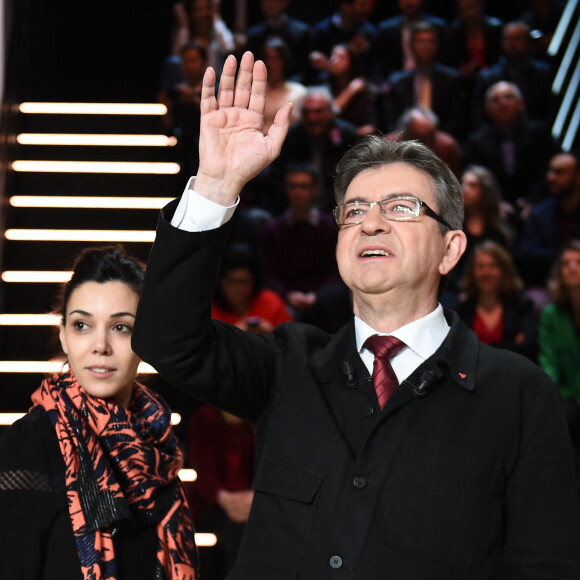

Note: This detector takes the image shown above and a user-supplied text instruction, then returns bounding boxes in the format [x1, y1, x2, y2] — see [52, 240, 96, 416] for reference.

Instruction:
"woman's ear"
[439, 229, 467, 276]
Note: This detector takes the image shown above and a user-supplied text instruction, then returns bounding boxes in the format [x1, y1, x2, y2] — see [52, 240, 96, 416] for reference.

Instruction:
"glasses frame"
[332, 195, 453, 230]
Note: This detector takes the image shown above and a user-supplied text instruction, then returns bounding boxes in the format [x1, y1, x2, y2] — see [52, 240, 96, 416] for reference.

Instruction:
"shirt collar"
[355, 303, 450, 360]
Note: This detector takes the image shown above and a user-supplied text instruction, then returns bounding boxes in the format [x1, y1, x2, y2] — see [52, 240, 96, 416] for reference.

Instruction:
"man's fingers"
[266, 102, 293, 154]
[233, 51, 255, 109]
[200, 66, 217, 116]
[216, 54, 238, 109]
[248, 60, 268, 116]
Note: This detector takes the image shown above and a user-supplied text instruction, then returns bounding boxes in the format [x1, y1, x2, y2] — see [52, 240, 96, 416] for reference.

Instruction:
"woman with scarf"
[0, 246, 197, 580]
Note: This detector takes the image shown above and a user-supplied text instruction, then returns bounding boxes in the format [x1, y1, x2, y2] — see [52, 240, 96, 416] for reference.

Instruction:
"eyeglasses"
[332, 195, 452, 230]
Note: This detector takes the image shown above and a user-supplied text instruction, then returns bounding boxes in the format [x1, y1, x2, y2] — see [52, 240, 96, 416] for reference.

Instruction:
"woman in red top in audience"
[211, 242, 293, 333]
[455, 240, 538, 360]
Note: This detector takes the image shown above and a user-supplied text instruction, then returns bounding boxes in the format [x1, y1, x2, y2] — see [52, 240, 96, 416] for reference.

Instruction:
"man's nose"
[361, 203, 391, 234]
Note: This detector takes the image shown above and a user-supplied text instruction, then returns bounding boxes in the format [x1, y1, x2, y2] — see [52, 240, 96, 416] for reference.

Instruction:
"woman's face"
[59, 281, 141, 408]
[461, 171, 483, 207]
[264, 47, 285, 82]
[329, 46, 351, 76]
[472, 251, 503, 294]
[561, 249, 580, 289]
[220, 268, 255, 309]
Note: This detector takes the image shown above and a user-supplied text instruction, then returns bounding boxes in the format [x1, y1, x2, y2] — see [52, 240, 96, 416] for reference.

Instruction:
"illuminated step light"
[195, 533, 217, 547]
[0, 412, 184, 429]
[0, 413, 26, 425]
[12, 160, 180, 174]
[19, 102, 168, 115]
[0, 361, 156, 373]
[5, 229, 155, 242]
[10, 196, 172, 209]
[17, 133, 177, 147]
[0, 314, 60, 325]
[178, 469, 197, 482]
[2, 270, 72, 283]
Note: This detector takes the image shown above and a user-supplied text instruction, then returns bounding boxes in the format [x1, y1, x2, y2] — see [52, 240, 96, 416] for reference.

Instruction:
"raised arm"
[194, 51, 293, 206]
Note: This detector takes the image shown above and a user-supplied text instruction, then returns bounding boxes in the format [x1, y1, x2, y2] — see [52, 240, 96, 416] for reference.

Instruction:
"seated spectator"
[186, 406, 255, 580]
[377, 0, 447, 80]
[518, 151, 580, 289]
[384, 106, 461, 176]
[321, 42, 380, 136]
[461, 164, 515, 250]
[170, 0, 235, 71]
[471, 20, 555, 128]
[308, 0, 378, 84]
[520, 0, 566, 63]
[263, 163, 343, 327]
[456, 240, 538, 360]
[463, 80, 556, 215]
[444, 164, 514, 305]
[212, 243, 293, 333]
[159, 41, 207, 182]
[262, 36, 306, 134]
[539, 240, 580, 473]
[441, 0, 503, 96]
[382, 21, 465, 137]
[245, 0, 310, 79]
[274, 86, 360, 212]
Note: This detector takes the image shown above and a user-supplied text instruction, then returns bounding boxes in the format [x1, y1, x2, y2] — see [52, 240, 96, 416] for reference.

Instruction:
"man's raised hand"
[195, 52, 293, 205]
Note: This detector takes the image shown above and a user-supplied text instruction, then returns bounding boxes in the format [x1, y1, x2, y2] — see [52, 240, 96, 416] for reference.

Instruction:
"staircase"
[0, 100, 187, 421]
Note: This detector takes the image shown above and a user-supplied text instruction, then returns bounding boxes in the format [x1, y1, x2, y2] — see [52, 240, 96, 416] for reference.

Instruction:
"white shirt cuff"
[170, 176, 239, 232]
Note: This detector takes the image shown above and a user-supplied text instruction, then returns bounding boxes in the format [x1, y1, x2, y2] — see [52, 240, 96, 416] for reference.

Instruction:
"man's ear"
[59, 324, 68, 355]
[439, 229, 467, 276]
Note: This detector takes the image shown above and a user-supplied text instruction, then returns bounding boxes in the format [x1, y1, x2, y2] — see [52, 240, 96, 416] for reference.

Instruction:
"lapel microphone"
[342, 361, 358, 387]
[413, 369, 437, 397]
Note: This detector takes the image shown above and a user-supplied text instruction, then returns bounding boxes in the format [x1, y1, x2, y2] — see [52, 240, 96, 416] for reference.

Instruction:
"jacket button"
[353, 476, 367, 489]
[329, 555, 343, 569]
[363, 404, 374, 416]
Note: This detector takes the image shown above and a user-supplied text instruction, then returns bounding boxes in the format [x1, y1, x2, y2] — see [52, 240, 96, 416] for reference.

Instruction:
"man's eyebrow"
[343, 193, 418, 203]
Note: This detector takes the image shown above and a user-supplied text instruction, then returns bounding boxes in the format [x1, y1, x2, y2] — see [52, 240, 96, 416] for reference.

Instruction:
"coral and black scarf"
[31, 371, 197, 580]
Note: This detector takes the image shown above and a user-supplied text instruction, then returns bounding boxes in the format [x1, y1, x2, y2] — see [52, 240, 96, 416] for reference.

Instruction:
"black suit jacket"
[382, 63, 465, 136]
[376, 13, 447, 80]
[133, 203, 580, 579]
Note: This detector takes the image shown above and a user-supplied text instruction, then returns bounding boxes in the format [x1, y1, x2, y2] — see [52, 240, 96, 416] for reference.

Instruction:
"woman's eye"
[113, 323, 132, 333]
[72, 321, 88, 331]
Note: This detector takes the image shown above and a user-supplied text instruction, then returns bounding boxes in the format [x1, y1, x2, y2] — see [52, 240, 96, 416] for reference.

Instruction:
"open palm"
[196, 52, 292, 203]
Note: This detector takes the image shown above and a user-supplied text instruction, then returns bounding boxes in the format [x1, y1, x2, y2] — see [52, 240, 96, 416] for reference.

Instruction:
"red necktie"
[364, 335, 406, 409]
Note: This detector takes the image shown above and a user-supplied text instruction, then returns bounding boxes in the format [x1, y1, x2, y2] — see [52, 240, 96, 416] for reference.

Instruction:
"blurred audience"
[441, 0, 503, 99]
[159, 41, 207, 182]
[212, 243, 293, 334]
[463, 80, 556, 215]
[321, 42, 380, 135]
[262, 36, 307, 134]
[245, 0, 310, 79]
[376, 0, 447, 80]
[263, 163, 342, 326]
[276, 86, 360, 212]
[308, 0, 378, 83]
[384, 106, 461, 176]
[519, 151, 580, 289]
[471, 20, 555, 128]
[538, 240, 580, 473]
[382, 20, 465, 137]
[456, 240, 538, 360]
[186, 407, 255, 580]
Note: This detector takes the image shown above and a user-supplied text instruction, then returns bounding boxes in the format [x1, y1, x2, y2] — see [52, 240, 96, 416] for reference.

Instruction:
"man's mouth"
[361, 249, 391, 258]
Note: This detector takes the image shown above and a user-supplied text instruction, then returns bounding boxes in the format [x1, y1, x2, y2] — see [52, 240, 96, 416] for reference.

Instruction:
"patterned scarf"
[31, 371, 197, 580]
